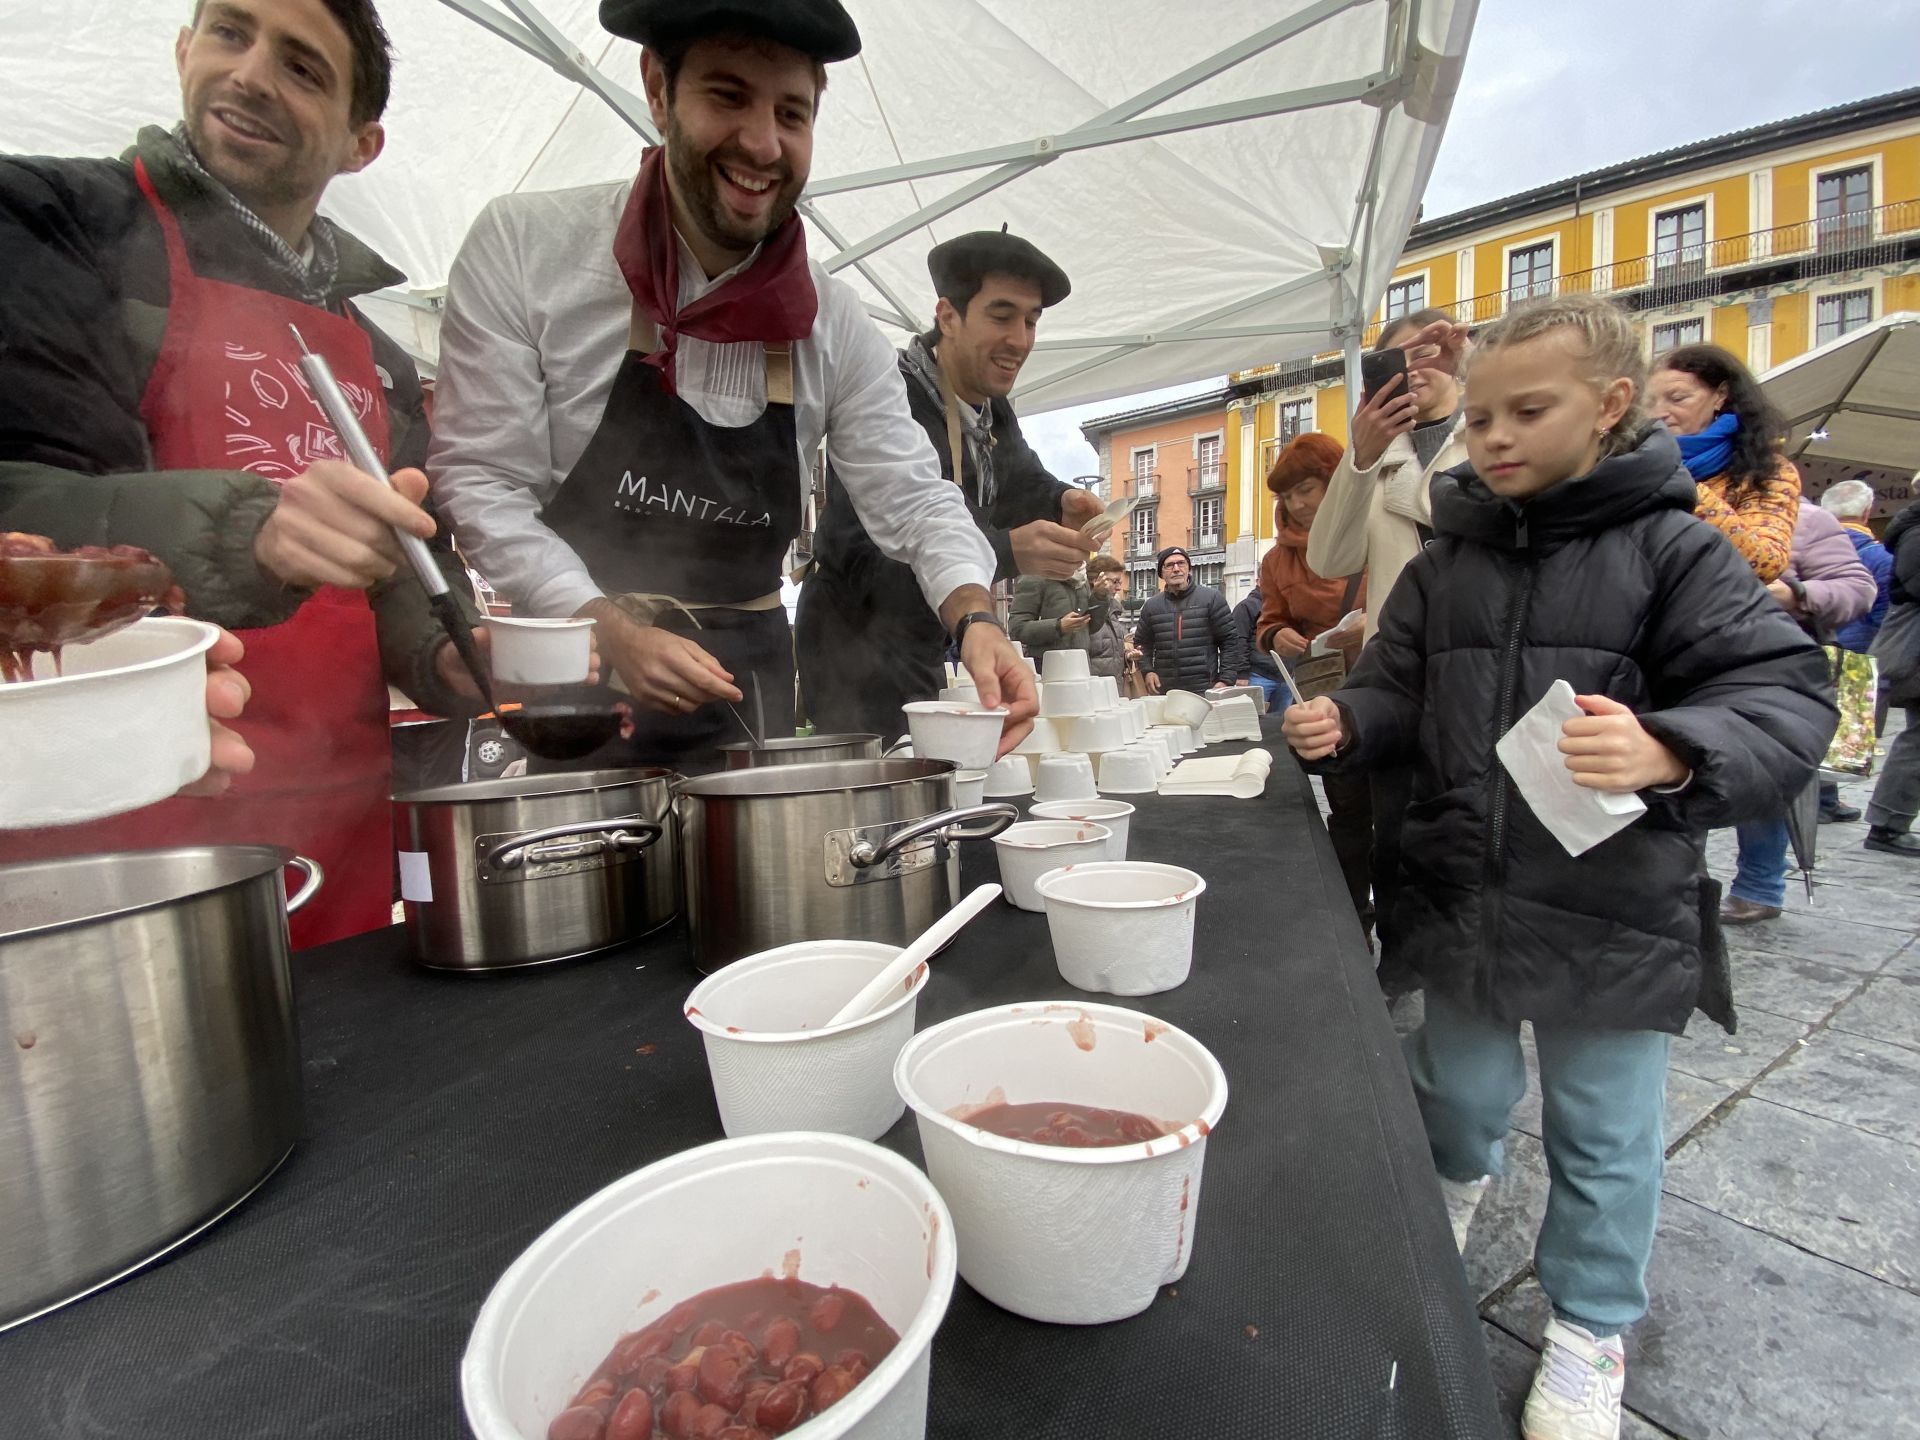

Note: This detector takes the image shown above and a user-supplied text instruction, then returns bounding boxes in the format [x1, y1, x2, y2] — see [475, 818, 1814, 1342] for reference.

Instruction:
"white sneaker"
[1439, 1174, 1490, 1252]
[1522, 1318, 1625, 1440]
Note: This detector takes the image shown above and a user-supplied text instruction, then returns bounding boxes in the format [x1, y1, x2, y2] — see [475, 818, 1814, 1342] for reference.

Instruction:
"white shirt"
[427, 181, 995, 618]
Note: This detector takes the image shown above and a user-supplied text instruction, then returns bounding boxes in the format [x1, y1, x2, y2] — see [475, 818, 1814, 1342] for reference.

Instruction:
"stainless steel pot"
[719, 733, 882, 768]
[0, 845, 317, 1330]
[395, 767, 677, 971]
[676, 759, 1017, 972]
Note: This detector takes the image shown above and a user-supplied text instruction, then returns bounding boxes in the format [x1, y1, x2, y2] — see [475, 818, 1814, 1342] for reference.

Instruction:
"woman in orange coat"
[1256, 433, 1376, 938]
[1647, 344, 1800, 580]
[1647, 344, 1805, 928]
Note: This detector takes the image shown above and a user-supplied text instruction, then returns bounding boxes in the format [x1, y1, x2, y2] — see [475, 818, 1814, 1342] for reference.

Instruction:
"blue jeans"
[1731, 815, 1790, 908]
[1405, 992, 1672, 1335]
[1249, 672, 1285, 710]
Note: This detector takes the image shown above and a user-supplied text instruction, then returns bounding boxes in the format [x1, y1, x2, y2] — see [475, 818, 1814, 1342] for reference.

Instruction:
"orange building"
[1077, 389, 1234, 607]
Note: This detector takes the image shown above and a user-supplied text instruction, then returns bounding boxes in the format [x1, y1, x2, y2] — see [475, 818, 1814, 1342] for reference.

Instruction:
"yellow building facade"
[1084, 87, 1920, 603]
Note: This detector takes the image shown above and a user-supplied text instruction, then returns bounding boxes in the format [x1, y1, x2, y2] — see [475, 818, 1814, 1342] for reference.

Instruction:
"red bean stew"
[549, 1277, 899, 1440]
[963, 1101, 1168, 1147]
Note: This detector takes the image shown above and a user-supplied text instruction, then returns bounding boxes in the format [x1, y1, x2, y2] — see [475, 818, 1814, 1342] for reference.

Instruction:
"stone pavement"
[1354, 715, 1920, 1440]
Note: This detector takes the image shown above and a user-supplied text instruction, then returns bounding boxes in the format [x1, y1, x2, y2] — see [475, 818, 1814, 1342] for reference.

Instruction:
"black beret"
[928, 228, 1071, 309]
[600, 0, 861, 62]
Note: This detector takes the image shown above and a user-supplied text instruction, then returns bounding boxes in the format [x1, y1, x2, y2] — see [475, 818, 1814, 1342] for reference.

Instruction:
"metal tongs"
[289, 325, 494, 709]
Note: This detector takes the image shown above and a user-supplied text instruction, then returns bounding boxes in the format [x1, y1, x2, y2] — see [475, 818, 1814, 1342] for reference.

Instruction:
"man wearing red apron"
[430, 0, 1038, 771]
[0, 0, 484, 945]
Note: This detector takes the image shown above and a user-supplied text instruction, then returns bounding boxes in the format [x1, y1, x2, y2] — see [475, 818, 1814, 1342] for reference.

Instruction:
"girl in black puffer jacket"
[1283, 296, 1834, 1440]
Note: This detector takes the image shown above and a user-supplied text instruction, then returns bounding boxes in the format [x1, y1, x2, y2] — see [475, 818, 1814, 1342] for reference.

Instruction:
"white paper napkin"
[1495, 680, 1646, 857]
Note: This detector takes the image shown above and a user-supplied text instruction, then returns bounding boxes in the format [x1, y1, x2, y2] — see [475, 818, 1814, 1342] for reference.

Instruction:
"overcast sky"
[1019, 0, 1920, 483]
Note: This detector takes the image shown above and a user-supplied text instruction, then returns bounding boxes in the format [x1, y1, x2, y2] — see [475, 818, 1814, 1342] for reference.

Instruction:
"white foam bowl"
[1035, 862, 1205, 996]
[1121, 703, 1145, 741]
[1140, 695, 1169, 726]
[952, 770, 987, 807]
[1160, 690, 1212, 728]
[1138, 733, 1174, 777]
[487, 614, 595, 686]
[1150, 723, 1190, 758]
[991, 820, 1111, 910]
[1011, 716, 1063, 756]
[982, 753, 1034, 797]
[1039, 649, 1090, 682]
[1206, 683, 1265, 714]
[892, 1002, 1228, 1325]
[1038, 678, 1093, 719]
[903, 700, 1007, 772]
[1096, 747, 1158, 796]
[684, 941, 926, 1141]
[1064, 709, 1127, 754]
[1032, 752, 1098, 804]
[937, 685, 978, 705]
[1093, 675, 1121, 709]
[1028, 800, 1134, 861]
[462, 1133, 956, 1440]
[1, 616, 219, 828]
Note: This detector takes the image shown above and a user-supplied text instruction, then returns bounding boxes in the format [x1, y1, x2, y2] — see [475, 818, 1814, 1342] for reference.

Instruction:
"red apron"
[0, 161, 395, 948]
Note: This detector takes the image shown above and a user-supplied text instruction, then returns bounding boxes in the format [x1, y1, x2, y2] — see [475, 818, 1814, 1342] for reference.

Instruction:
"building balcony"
[1187, 465, 1226, 495]
[1128, 537, 1161, 559]
[1126, 470, 1159, 500]
[1364, 197, 1920, 346]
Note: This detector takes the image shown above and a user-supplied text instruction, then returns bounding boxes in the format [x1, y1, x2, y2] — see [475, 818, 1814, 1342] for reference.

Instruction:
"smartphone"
[1360, 346, 1408, 404]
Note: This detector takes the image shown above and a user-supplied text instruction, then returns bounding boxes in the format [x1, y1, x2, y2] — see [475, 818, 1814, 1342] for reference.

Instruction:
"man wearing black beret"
[430, 0, 1039, 765]
[795, 227, 1104, 739]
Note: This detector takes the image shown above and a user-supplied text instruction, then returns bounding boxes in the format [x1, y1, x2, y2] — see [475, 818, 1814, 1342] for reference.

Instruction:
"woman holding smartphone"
[1305, 306, 1469, 990]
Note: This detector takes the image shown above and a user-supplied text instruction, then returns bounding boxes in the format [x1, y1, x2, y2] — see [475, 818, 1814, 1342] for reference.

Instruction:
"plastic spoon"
[823, 883, 1001, 1027]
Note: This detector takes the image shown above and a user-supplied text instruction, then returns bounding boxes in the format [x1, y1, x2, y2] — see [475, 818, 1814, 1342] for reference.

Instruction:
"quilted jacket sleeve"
[1786, 505, 1878, 633]
[0, 157, 306, 628]
[1634, 515, 1837, 828]
[1312, 554, 1430, 771]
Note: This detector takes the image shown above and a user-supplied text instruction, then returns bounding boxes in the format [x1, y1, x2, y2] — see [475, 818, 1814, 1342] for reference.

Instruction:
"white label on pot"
[398, 850, 433, 903]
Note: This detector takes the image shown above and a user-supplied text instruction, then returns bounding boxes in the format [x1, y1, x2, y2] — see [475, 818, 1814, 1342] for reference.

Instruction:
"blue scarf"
[1676, 412, 1739, 481]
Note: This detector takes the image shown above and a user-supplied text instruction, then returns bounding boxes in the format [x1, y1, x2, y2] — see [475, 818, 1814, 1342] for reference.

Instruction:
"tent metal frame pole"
[818, 0, 1376, 272]
[1014, 270, 1333, 403]
[805, 75, 1388, 200]
[440, 0, 923, 330]
[1783, 326, 1897, 456]
[1033, 320, 1344, 350]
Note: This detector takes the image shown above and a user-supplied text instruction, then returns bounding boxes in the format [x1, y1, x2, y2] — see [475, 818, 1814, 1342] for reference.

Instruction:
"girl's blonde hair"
[1465, 294, 1649, 461]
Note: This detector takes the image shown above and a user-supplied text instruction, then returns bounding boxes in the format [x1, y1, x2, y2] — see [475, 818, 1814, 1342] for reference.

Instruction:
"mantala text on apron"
[540, 145, 816, 764]
[0, 159, 394, 949]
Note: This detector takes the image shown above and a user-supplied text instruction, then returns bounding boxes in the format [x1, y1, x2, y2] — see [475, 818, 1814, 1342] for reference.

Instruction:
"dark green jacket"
[1009, 574, 1093, 656]
[0, 127, 473, 712]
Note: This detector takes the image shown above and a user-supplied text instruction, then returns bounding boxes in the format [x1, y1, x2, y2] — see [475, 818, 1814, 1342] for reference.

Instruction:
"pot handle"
[285, 855, 324, 915]
[847, 802, 1018, 870]
[486, 819, 664, 871]
[883, 735, 914, 756]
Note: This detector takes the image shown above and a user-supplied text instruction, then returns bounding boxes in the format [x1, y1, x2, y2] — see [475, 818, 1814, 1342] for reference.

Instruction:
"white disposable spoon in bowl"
[823, 883, 1001, 1027]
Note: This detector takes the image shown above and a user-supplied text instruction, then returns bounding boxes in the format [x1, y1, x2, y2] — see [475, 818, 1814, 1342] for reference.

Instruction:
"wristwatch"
[951, 610, 1003, 650]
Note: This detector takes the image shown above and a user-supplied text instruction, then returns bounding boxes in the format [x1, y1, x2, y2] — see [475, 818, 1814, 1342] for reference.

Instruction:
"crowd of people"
[4, 3, 1919, 1439]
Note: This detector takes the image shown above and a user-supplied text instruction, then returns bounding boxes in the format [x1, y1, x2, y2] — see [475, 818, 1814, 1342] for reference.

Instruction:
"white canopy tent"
[1763, 312, 1920, 514]
[5, 0, 1475, 411]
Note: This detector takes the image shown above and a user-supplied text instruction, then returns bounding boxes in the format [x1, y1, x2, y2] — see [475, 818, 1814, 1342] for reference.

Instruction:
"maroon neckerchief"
[612, 145, 818, 393]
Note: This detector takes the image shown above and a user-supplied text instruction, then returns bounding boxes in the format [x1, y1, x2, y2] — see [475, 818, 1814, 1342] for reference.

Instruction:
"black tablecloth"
[0, 731, 1501, 1438]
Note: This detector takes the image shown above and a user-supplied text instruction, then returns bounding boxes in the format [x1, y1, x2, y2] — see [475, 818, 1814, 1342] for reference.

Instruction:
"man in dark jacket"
[0, 0, 481, 945]
[1865, 502, 1920, 857]
[1135, 546, 1245, 694]
[796, 229, 1102, 737]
